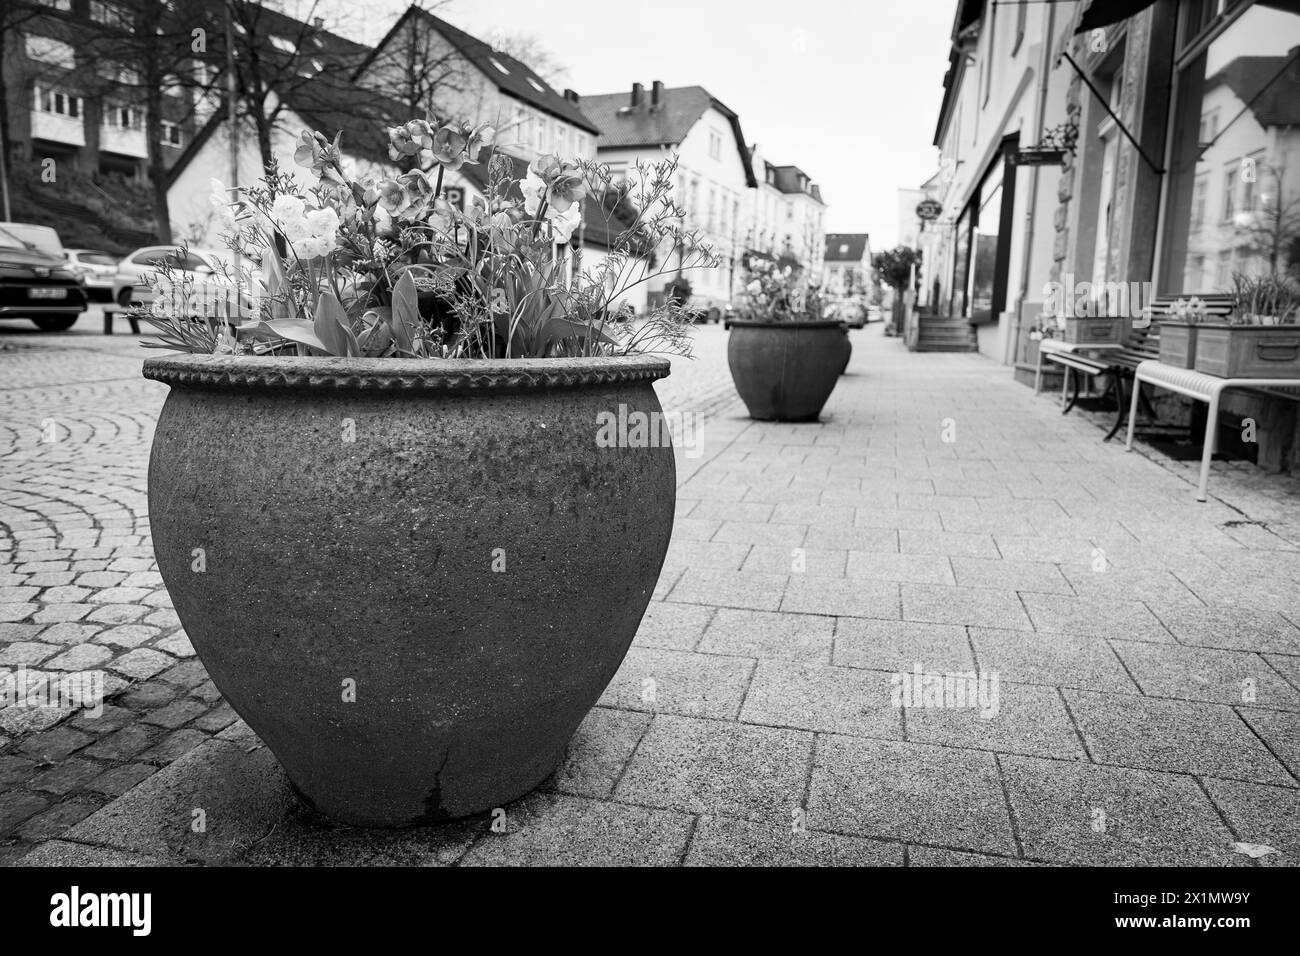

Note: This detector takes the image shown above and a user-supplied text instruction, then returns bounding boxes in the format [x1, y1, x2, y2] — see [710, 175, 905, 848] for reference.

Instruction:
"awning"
[1074, 0, 1160, 33]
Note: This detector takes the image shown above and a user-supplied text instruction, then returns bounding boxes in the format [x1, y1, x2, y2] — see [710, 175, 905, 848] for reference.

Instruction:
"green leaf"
[262, 244, 293, 319]
[390, 271, 419, 353]
[313, 291, 360, 357]
[264, 318, 328, 353]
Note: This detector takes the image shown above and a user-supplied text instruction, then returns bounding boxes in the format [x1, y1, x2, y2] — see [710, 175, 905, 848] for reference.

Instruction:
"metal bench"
[1124, 361, 1300, 501]
[102, 305, 140, 335]
[1036, 294, 1235, 440]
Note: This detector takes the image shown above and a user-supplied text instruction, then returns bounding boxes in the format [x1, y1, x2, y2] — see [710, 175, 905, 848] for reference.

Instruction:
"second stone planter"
[726, 320, 843, 421]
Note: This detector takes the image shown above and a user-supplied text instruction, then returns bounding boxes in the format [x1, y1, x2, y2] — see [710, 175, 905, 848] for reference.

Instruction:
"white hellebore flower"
[520, 171, 546, 216]
[549, 202, 582, 244]
[746, 279, 763, 295]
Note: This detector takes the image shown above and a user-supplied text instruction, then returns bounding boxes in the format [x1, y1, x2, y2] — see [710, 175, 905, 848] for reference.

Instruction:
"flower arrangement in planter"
[137, 116, 718, 827]
[727, 258, 845, 420]
[1194, 273, 1300, 378]
[1157, 296, 1208, 369]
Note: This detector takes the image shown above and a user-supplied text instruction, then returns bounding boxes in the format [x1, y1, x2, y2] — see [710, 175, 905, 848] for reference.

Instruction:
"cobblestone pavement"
[5, 319, 1300, 866]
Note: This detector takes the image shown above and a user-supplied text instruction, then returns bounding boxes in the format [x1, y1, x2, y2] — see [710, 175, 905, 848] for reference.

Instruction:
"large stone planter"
[142, 353, 676, 827]
[727, 320, 843, 421]
[1194, 324, 1300, 378]
[839, 325, 852, 375]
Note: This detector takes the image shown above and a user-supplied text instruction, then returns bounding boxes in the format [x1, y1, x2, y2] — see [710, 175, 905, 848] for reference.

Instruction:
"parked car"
[64, 249, 122, 303]
[0, 221, 66, 257]
[0, 224, 88, 332]
[113, 246, 238, 314]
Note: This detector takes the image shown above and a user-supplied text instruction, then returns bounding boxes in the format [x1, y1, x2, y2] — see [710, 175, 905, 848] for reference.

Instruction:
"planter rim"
[142, 352, 671, 392]
[728, 320, 847, 330]
[1180, 322, 1298, 331]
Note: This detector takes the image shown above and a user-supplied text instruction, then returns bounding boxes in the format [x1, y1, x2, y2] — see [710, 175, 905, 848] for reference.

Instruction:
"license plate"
[29, 287, 68, 299]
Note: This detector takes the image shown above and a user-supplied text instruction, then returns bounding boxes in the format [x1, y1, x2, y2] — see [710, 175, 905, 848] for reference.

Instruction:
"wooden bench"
[1036, 294, 1235, 440]
[1125, 361, 1300, 501]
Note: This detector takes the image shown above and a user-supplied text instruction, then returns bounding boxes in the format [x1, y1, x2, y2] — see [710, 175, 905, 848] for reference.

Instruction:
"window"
[489, 58, 510, 75]
[103, 104, 140, 129]
[1012, 0, 1027, 55]
[1198, 109, 1219, 144]
[36, 0, 72, 9]
[1161, 2, 1298, 293]
[1191, 174, 1208, 228]
[708, 129, 721, 160]
[527, 77, 545, 93]
[161, 121, 183, 146]
[34, 86, 82, 118]
[1220, 165, 1237, 222]
[1240, 151, 1265, 214]
[534, 113, 545, 152]
[269, 35, 295, 54]
[24, 35, 75, 68]
[89, 1, 133, 30]
[707, 186, 717, 231]
[1214, 250, 1232, 287]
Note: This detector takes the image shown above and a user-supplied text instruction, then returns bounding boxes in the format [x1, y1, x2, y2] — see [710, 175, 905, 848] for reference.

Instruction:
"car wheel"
[116, 287, 134, 308]
[33, 314, 79, 332]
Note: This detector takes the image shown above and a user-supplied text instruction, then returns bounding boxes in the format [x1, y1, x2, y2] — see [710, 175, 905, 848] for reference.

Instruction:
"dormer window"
[270, 35, 295, 54]
[527, 77, 545, 92]
[490, 58, 510, 75]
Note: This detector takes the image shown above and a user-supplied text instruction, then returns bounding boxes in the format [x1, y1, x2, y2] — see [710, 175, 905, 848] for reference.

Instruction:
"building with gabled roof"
[581, 82, 757, 310]
[823, 232, 872, 302]
[352, 5, 598, 162]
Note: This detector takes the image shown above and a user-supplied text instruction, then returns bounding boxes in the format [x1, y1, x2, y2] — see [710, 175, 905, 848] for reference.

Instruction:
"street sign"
[1012, 148, 1066, 167]
[915, 199, 942, 221]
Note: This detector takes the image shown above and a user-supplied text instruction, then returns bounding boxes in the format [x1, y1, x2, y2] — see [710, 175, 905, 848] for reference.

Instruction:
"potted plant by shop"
[138, 120, 715, 827]
[1194, 272, 1300, 378]
[1157, 296, 1208, 369]
[727, 259, 843, 421]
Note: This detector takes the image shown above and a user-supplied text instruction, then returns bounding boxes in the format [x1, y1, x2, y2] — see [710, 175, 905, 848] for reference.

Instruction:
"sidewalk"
[5, 325, 1300, 866]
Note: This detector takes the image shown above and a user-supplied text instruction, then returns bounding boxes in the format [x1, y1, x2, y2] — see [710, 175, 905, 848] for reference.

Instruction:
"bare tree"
[0, 0, 72, 218]
[353, 0, 465, 167]
[79, 0, 221, 243]
[1234, 161, 1300, 276]
[220, 0, 369, 170]
[486, 30, 568, 85]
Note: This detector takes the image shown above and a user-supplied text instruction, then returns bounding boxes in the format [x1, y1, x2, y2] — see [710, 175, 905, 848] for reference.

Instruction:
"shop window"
[1160, 2, 1300, 292]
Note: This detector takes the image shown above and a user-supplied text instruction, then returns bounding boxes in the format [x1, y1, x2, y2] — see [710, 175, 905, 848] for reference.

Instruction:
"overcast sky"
[329, 0, 956, 247]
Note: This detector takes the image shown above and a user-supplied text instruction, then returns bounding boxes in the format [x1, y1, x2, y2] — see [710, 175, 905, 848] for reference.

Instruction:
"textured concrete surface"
[4, 318, 1300, 866]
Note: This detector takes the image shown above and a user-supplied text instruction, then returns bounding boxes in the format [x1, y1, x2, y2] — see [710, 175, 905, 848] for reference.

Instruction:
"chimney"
[651, 80, 664, 108]
[631, 82, 644, 108]
[563, 88, 580, 105]
[312, 16, 324, 28]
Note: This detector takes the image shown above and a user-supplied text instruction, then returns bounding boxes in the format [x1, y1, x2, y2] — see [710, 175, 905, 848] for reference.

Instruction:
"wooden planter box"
[1062, 315, 1131, 345]
[1158, 321, 1198, 369]
[1194, 324, 1300, 378]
